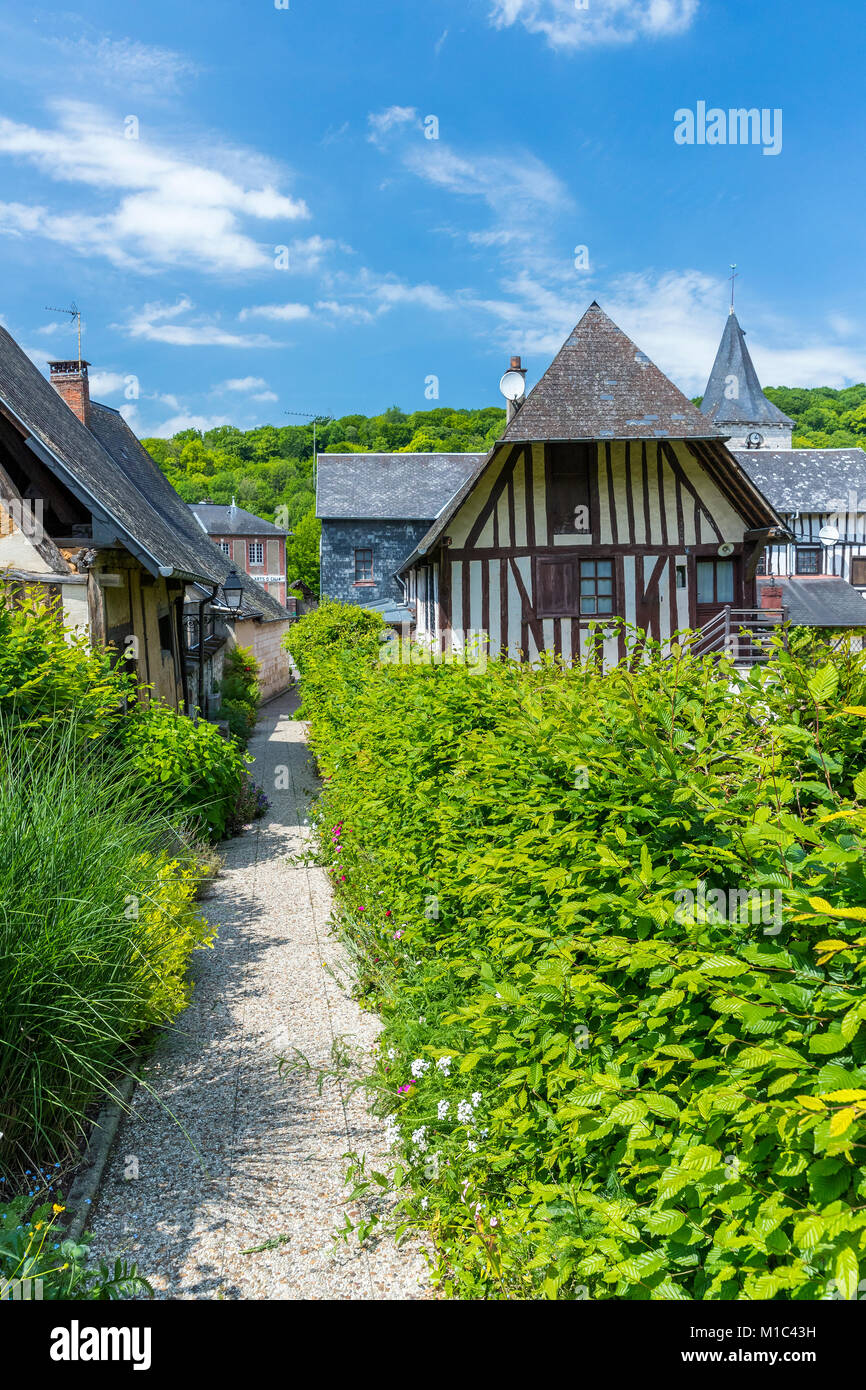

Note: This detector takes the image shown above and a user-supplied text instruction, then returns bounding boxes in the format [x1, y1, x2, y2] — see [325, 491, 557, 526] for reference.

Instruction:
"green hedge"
[293, 606, 866, 1300]
[0, 719, 214, 1186]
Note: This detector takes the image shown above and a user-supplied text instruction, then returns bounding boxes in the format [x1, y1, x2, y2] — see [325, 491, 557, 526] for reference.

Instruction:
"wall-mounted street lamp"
[222, 567, 244, 610]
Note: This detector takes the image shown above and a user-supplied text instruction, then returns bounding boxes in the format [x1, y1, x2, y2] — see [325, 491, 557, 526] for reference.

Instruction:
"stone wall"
[231, 617, 294, 702]
[320, 519, 429, 606]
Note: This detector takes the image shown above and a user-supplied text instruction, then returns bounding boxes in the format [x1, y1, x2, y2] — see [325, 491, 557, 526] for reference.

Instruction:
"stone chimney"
[48, 360, 91, 427]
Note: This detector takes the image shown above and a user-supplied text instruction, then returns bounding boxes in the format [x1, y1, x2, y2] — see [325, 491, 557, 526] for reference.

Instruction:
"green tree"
[285, 508, 321, 597]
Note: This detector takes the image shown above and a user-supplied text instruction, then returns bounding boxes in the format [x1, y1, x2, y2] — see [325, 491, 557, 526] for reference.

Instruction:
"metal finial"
[728, 265, 738, 315]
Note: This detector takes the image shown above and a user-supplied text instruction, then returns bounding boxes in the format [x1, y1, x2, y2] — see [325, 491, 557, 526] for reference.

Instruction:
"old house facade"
[316, 452, 482, 614]
[0, 329, 294, 708]
[700, 309, 866, 626]
[397, 303, 784, 664]
[189, 501, 290, 608]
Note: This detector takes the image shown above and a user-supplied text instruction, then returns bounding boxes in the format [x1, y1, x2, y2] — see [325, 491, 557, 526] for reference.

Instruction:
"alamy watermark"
[675, 103, 782, 156]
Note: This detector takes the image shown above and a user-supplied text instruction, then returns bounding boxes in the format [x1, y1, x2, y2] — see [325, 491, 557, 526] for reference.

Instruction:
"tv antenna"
[45, 302, 83, 364]
[284, 409, 332, 487]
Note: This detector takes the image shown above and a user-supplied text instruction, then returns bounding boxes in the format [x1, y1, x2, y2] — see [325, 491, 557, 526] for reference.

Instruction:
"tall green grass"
[0, 716, 212, 1185]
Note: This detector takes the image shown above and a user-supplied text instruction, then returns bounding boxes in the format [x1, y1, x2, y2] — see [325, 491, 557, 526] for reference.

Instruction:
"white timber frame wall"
[429, 437, 764, 667]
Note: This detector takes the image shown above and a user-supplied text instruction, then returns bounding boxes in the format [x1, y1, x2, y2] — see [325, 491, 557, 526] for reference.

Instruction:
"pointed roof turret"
[501, 301, 721, 443]
[700, 311, 793, 430]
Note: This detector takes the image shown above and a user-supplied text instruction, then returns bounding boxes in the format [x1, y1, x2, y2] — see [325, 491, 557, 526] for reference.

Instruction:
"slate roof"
[732, 447, 866, 515]
[700, 313, 794, 430]
[87, 404, 289, 621]
[316, 452, 483, 521]
[765, 576, 866, 628]
[0, 323, 287, 621]
[501, 302, 724, 443]
[190, 502, 287, 537]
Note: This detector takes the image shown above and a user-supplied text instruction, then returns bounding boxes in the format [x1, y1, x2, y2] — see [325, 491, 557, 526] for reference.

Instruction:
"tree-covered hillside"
[143, 406, 506, 594]
[764, 384, 866, 448]
[143, 387, 866, 594]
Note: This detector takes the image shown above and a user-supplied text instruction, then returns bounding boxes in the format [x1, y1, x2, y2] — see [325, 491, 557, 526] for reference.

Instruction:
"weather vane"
[728, 265, 738, 315]
[44, 302, 83, 365]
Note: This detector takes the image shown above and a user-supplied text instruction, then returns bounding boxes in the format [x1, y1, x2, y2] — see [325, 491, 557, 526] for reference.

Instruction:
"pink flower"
[394, 930, 403, 940]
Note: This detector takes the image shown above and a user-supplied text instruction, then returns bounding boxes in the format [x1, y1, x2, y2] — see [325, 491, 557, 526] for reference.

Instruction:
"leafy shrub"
[0, 583, 134, 734]
[286, 600, 384, 676]
[121, 701, 247, 841]
[225, 773, 271, 837]
[219, 644, 261, 744]
[0, 1195, 151, 1300]
[298, 612, 866, 1300]
[0, 718, 215, 1184]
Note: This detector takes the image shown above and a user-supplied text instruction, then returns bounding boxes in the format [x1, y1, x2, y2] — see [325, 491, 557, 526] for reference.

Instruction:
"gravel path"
[87, 693, 429, 1300]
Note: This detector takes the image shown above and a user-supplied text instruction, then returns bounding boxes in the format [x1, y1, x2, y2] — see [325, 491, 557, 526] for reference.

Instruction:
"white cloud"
[316, 300, 375, 323]
[88, 370, 127, 396]
[238, 302, 312, 322]
[150, 412, 234, 439]
[0, 101, 310, 273]
[367, 106, 419, 144]
[374, 280, 454, 311]
[572, 271, 866, 394]
[218, 376, 269, 392]
[487, 0, 698, 50]
[119, 297, 280, 348]
[52, 36, 198, 94]
[252, 390, 278, 402]
[287, 235, 340, 272]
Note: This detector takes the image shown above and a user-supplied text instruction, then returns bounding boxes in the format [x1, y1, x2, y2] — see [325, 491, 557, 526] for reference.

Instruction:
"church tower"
[700, 310, 793, 450]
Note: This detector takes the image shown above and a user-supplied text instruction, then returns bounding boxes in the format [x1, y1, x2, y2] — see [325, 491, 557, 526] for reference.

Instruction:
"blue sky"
[0, 0, 862, 436]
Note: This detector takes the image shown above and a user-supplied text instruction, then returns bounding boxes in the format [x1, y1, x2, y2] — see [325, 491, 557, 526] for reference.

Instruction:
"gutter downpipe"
[198, 584, 219, 720]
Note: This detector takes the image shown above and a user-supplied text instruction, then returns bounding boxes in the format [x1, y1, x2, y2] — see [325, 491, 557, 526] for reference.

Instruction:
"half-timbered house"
[0, 327, 294, 710]
[398, 301, 786, 665]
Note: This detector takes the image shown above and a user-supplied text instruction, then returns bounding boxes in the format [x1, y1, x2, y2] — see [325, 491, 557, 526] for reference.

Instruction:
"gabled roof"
[0, 324, 287, 621]
[767, 576, 866, 628]
[732, 447, 866, 516]
[189, 502, 288, 537]
[700, 313, 794, 429]
[316, 452, 483, 521]
[501, 302, 723, 443]
[87, 404, 289, 621]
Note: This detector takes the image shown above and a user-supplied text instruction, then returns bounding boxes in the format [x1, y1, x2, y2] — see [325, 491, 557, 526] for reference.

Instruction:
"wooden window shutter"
[536, 557, 579, 616]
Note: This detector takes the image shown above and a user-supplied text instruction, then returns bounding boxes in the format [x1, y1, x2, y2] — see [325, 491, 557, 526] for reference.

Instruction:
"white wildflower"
[457, 1099, 473, 1124]
[410, 1058, 431, 1079]
[387, 1048, 396, 1061]
[420, 1197, 429, 1210]
[411, 1126, 429, 1153]
[467, 1140, 478, 1152]
[471, 1091, 482, 1107]
[436, 1056, 452, 1076]
[437, 1100, 450, 1120]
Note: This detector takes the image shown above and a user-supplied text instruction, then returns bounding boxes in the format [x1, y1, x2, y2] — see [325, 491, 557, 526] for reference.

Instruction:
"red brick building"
[190, 500, 289, 607]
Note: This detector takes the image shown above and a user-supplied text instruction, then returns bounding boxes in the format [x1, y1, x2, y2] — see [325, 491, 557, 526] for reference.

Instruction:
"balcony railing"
[692, 607, 788, 666]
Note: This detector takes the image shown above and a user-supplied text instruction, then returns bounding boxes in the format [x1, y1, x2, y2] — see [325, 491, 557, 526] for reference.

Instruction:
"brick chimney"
[759, 581, 784, 611]
[48, 359, 91, 426]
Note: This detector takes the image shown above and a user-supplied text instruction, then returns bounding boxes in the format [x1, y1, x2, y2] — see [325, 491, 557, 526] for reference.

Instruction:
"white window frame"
[248, 541, 264, 566]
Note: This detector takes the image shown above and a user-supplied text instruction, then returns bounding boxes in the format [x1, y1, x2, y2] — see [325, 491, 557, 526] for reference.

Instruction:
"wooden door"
[695, 557, 738, 624]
